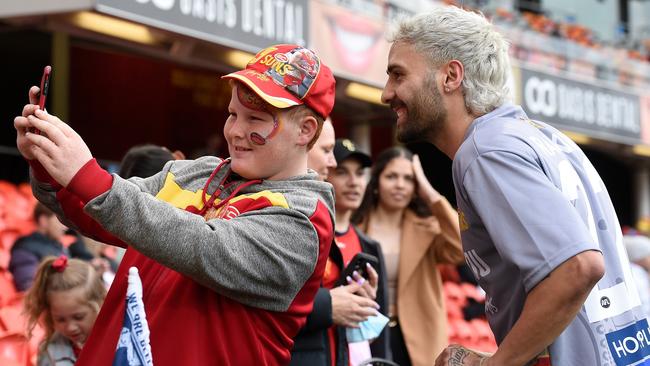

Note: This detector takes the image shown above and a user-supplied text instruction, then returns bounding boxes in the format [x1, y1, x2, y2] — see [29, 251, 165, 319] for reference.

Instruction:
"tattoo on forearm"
[448, 349, 469, 366]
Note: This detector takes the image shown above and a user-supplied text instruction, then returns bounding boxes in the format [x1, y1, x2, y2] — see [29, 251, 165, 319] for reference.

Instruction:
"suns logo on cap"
[261, 46, 320, 100]
[249, 46, 277, 66]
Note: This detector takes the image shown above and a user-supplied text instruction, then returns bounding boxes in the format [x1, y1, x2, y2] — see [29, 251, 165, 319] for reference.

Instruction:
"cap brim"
[222, 70, 302, 109]
[350, 152, 372, 168]
[336, 151, 372, 168]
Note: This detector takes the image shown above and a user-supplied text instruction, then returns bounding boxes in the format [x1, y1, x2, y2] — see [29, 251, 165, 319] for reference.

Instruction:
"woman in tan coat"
[352, 147, 463, 366]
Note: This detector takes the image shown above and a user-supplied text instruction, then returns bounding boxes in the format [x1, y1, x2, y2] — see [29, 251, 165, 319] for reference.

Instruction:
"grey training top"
[453, 104, 649, 366]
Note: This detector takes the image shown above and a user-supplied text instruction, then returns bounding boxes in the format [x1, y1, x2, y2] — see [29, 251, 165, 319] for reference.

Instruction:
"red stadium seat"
[446, 300, 464, 320]
[0, 230, 20, 251]
[443, 281, 467, 307]
[0, 181, 18, 196]
[0, 333, 31, 366]
[0, 251, 9, 272]
[449, 318, 478, 348]
[460, 283, 485, 302]
[4, 193, 32, 224]
[470, 319, 497, 353]
[0, 270, 18, 307]
[16, 184, 34, 201]
[0, 304, 28, 336]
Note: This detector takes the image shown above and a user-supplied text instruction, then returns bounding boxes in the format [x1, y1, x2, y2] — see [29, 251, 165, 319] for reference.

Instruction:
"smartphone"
[39, 65, 52, 110]
[30, 66, 52, 134]
[338, 252, 379, 286]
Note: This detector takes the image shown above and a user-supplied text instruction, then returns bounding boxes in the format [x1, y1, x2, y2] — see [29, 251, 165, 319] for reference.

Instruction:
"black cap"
[333, 139, 372, 167]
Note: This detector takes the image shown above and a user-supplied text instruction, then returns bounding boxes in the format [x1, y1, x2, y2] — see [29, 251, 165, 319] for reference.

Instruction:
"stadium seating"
[441, 265, 498, 354]
[0, 180, 39, 365]
[0, 333, 31, 366]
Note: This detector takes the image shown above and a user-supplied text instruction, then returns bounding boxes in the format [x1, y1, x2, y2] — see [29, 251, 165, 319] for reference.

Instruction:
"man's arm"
[436, 250, 604, 366]
[486, 250, 604, 366]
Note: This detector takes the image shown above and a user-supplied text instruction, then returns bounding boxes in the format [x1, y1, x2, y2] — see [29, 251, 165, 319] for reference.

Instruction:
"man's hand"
[331, 282, 380, 328]
[348, 263, 379, 300]
[435, 345, 492, 366]
[18, 108, 93, 187]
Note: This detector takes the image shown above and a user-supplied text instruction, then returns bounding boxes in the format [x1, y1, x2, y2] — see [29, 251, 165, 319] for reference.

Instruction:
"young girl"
[24, 255, 106, 366]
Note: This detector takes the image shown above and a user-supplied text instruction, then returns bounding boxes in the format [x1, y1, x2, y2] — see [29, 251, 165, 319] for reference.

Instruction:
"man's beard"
[396, 80, 447, 144]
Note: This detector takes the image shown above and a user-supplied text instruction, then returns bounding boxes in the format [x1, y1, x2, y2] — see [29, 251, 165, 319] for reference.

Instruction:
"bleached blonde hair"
[388, 6, 511, 115]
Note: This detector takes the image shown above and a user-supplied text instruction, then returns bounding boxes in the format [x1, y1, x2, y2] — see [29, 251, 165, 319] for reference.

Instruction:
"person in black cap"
[328, 138, 389, 363]
[295, 138, 388, 366]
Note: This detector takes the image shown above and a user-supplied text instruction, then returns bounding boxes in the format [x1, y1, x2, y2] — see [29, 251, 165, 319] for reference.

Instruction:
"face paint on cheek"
[236, 85, 283, 145]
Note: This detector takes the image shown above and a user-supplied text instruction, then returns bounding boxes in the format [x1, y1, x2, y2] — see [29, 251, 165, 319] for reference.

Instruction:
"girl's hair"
[24, 256, 106, 352]
[352, 146, 432, 226]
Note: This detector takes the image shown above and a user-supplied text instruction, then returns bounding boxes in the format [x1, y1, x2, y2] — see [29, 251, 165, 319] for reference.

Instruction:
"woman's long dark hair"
[352, 146, 432, 226]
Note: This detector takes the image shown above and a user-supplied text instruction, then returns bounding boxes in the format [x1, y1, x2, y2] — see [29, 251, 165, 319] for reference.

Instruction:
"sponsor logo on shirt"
[458, 209, 469, 231]
[605, 318, 650, 366]
[485, 296, 498, 315]
[601, 296, 611, 308]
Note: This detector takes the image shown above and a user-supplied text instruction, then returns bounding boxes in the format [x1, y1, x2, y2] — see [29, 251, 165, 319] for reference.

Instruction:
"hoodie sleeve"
[30, 159, 169, 248]
[32, 157, 324, 311]
[81, 175, 320, 311]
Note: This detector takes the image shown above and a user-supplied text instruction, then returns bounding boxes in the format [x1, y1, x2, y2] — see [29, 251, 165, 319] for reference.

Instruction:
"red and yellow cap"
[222, 44, 336, 119]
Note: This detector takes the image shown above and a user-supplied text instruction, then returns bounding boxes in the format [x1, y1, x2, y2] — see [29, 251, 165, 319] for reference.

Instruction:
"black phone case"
[337, 252, 379, 286]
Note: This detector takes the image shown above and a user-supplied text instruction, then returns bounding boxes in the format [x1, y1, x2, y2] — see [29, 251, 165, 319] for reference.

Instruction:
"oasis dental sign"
[521, 68, 641, 143]
[97, 0, 308, 49]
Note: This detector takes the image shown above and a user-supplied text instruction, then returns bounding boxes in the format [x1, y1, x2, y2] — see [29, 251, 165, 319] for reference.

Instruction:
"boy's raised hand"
[14, 86, 42, 160]
[14, 88, 93, 187]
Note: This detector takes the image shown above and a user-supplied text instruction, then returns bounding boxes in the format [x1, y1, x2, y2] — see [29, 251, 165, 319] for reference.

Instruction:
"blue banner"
[113, 267, 153, 366]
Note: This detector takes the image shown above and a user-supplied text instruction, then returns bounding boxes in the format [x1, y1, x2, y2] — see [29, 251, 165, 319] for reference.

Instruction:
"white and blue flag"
[113, 267, 153, 366]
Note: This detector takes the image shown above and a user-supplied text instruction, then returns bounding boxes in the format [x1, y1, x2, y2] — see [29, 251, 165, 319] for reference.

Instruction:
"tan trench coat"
[361, 197, 463, 366]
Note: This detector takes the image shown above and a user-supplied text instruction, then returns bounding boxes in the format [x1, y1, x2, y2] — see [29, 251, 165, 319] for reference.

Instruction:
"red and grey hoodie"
[30, 156, 335, 365]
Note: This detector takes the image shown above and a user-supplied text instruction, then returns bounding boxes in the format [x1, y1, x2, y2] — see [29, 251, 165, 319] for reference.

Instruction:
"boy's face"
[224, 85, 299, 180]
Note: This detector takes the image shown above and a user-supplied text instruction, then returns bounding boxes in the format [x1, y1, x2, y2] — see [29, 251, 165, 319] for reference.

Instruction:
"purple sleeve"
[9, 249, 40, 291]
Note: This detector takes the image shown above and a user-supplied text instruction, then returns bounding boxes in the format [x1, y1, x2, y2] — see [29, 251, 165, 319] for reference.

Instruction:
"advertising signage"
[519, 67, 641, 144]
[97, 0, 309, 52]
